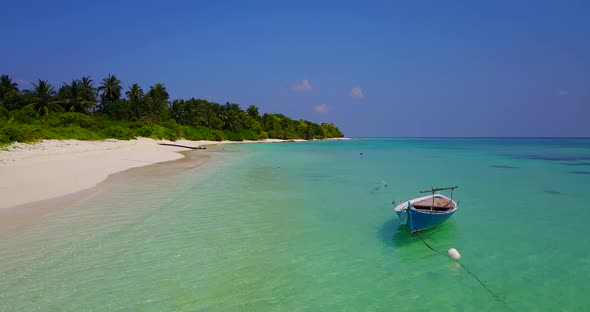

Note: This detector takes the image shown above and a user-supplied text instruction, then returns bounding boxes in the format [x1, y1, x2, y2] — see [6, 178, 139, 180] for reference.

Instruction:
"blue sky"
[2, 0, 589, 137]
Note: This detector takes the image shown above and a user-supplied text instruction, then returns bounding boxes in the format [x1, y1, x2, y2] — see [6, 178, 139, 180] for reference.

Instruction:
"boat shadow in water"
[378, 217, 458, 248]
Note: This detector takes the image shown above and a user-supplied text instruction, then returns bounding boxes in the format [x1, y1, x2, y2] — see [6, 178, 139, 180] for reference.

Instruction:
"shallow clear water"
[1, 139, 589, 311]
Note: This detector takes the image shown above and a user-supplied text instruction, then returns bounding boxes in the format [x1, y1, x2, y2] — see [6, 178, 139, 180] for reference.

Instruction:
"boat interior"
[412, 196, 455, 212]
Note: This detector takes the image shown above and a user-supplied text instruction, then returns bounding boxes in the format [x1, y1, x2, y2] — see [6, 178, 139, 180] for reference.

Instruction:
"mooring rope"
[407, 209, 511, 310]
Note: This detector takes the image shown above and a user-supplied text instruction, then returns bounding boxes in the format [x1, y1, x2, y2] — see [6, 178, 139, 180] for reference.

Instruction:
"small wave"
[489, 165, 519, 169]
[569, 171, 590, 175]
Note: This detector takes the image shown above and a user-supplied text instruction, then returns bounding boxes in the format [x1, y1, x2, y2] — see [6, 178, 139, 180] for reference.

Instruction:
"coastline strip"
[0, 145, 215, 235]
[0, 137, 348, 210]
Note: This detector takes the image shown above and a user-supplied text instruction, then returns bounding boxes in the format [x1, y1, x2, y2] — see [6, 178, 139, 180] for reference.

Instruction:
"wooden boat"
[393, 186, 459, 233]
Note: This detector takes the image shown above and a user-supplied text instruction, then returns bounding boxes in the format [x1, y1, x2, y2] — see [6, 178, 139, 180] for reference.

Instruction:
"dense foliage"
[0, 74, 343, 146]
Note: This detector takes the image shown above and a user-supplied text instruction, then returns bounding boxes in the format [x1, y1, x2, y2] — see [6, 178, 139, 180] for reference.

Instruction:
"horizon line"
[348, 136, 590, 139]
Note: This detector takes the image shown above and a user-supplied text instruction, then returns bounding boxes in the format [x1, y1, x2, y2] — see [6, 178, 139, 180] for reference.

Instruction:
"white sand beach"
[0, 138, 300, 209]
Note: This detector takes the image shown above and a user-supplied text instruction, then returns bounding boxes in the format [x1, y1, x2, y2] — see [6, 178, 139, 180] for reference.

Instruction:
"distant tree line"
[0, 74, 343, 145]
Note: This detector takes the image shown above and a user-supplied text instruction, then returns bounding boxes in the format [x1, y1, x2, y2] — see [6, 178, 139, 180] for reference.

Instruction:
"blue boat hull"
[398, 209, 456, 233]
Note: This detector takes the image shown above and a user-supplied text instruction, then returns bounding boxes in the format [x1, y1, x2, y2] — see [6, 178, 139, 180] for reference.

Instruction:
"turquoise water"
[1, 138, 590, 311]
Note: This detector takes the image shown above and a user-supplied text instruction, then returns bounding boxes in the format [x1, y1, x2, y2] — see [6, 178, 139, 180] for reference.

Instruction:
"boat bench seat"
[413, 206, 453, 212]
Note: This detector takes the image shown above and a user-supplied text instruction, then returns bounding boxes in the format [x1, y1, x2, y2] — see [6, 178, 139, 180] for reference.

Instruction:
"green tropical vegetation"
[0, 74, 343, 146]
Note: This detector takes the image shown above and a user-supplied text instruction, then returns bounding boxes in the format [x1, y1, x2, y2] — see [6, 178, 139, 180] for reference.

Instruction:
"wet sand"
[0, 148, 214, 236]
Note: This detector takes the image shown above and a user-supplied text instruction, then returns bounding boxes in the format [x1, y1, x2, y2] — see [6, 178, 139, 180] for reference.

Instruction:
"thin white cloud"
[314, 103, 330, 113]
[349, 86, 364, 98]
[292, 80, 313, 92]
[559, 89, 569, 96]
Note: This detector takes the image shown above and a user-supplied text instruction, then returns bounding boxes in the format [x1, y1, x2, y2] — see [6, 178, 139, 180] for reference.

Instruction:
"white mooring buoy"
[448, 248, 461, 261]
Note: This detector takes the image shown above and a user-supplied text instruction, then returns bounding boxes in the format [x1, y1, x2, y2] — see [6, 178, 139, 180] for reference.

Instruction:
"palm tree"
[125, 83, 143, 101]
[246, 105, 260, 120]
[221, 102, 244, 131]
[80, 76, 96, 102]
[145, 83, 169, 120]
[126, 83, 144, 119]
[0, 75, 19, 110]
[0, 75, 18, 98]
[147, 83, 169, 102]
[30, 80, 60, 115]
[98, 74, 122, 104]
[58, 80, 95, 113]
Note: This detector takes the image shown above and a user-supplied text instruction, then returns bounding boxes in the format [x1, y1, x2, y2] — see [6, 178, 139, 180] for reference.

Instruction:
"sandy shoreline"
[0, 137, 319, 210]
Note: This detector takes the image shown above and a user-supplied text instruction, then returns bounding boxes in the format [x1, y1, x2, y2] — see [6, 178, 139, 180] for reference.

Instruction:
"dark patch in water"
[370, 181, 389, 194]
[424, 146, 470, 151]
[512, 154, 590, 162]
[560, 162, 590, 166]
[489, 165, 519, 169]
[379, 219, 422, 248]
[370, 184, 389, 194]
[379, 218, 458, 248]
[544, 190, 563, 195]
[306, 175, 331, 182]
[569, 171, 590, 175]
[308, 175, 330, 179]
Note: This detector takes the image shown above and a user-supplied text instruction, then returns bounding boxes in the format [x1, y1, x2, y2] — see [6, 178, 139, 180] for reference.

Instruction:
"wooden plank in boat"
[413, 197, 455, 208]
